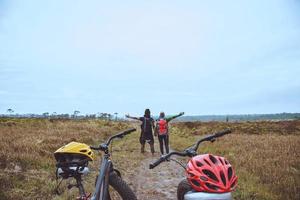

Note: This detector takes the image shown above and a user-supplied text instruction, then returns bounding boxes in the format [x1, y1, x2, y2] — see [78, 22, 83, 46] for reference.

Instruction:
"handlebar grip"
[123, 128, 136, 135]
[149, 157, 165, 169]
[90, 146, 99, 150]
[214, 129, 232, 137]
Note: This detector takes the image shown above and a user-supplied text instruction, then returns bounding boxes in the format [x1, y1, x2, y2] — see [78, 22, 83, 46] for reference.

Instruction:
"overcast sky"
[0, 0, 299, 116]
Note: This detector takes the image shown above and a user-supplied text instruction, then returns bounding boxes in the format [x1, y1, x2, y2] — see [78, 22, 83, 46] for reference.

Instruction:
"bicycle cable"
[170, 158, 186, 170]
[55, 178, 64, 195]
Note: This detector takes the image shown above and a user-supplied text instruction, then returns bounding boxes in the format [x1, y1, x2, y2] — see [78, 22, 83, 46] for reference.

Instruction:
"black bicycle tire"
[177, 179, 193, 200]
[108, 172, 137, 200]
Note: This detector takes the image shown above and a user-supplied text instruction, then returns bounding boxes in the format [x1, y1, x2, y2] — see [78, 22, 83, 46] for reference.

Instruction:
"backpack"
[157, 119, 168, 135]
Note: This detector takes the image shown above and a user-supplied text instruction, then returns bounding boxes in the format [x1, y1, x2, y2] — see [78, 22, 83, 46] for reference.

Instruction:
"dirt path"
[131, 149, 186, 200]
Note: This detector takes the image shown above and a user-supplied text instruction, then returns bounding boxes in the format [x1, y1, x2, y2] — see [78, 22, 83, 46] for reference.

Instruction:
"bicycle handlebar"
[106, 128, 136, 145]
[149, 151, 187, 169]
[149, 157, 164, 169]
[192, 129, 231, 151]
[149, 129, 232, 169]
[214, 129, 231, 137]
[90, 128, 136, 151]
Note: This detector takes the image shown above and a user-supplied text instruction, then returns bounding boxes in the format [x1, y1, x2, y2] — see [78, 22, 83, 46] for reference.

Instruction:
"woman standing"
[126, 109, 155, 154]
[155, 112, 184, 155]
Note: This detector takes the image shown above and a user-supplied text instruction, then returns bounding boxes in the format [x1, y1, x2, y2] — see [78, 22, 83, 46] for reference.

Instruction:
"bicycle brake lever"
[99, 143, 108, 150]
[185, 148, 197, 157]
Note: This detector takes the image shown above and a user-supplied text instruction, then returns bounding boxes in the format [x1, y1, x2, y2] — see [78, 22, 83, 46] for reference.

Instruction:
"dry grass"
[0, 119, 299, 200]
[170, 120, 300, 200]
[0, 118, 131, 200]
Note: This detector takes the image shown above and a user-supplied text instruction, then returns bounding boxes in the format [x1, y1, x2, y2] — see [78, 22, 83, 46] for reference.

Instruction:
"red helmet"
[186, 154, 237, 193]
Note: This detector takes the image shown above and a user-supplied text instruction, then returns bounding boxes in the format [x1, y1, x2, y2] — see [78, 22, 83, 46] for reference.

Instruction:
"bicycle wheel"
[107, 172, 137, 200]
[177, 179, 192, 200]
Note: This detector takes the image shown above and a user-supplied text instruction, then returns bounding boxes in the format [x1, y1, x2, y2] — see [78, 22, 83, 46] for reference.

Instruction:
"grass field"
[0, 118, 132, 200]
[171, 121, 300, 200]
[0, 118, 299, 200]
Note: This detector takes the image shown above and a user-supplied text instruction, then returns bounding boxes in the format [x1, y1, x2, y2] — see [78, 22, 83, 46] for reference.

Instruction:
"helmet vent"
[80, 149, 87, 153]
[219, 158, 224, 165]
[205, 183, 219, 191]
[230, 179, 237, 189]
[228, 167, 233, 180]
[220, 171, 226, 186]
[224, 159, 229, 165]
[200, 176, 208, 181]
[196, 161, 203, 167]
[202, 169, 218, 182]
[191, 179, 200, 186]
[209, 155, 218, 164]
[203, 159, 211, 166]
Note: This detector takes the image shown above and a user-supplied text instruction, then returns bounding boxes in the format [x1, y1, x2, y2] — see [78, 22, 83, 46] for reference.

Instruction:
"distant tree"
[42, 112, 49, 118]
[74, 110, 80, 115]
[101, 113, 108, 120]
[91, 114, 96, 119]
[73, 110, 80, 118]
[114, 112, 118, 121]
[7, 108, 14, 114]
[61, 114, 69, 119]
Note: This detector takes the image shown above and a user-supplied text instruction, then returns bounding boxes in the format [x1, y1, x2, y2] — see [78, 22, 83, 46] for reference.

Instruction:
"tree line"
[1, 109, 120, 120]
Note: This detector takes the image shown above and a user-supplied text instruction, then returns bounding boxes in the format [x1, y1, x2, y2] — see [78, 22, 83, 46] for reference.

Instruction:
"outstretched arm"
[166, 112, 185, 122]
[125, 114, 140, 121]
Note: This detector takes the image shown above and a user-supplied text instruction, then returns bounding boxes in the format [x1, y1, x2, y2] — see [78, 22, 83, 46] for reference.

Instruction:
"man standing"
[155, 112, 184, 155]
[126, 109, 155, 154]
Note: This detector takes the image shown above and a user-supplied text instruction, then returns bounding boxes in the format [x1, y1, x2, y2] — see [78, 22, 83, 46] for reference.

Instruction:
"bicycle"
[54, 128, 138, 200]
[149, 129, 238, 200]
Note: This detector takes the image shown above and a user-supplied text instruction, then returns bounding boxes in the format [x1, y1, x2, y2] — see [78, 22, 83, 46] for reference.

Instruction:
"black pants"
[158, 134, 169, 154]
[140, 132, 155, 153]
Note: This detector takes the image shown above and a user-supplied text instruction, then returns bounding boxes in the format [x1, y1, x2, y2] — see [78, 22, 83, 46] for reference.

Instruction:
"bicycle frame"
[73, 149, 113, 200]
[55, 128, 136, 200]
[89, 128, 136, 200]
[91, 153, 112, 200]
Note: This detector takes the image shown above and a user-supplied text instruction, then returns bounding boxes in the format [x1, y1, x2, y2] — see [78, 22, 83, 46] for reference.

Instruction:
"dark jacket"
[139, 117, 155, 140]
